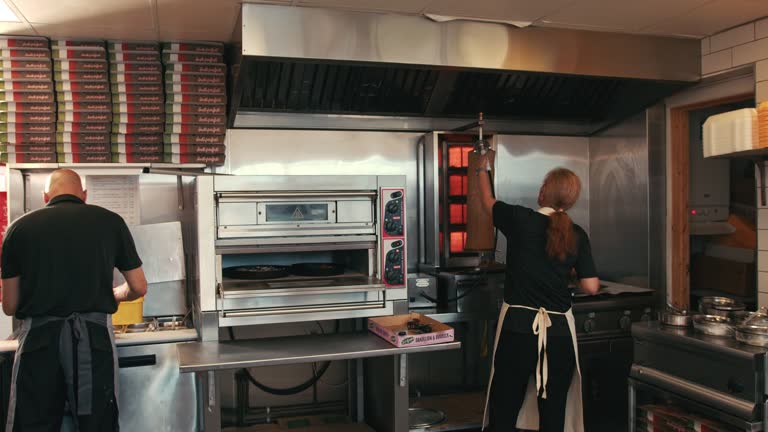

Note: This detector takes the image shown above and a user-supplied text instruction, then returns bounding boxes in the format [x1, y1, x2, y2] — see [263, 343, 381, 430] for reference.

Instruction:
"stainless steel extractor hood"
[228, 4, 700, 134]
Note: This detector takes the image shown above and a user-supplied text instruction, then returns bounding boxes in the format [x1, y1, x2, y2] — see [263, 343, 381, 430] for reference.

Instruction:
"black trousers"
[8, 321, 119, 432]
[487, 331, 576, 432]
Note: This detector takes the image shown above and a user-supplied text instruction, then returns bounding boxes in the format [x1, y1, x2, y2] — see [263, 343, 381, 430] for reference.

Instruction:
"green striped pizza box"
[165, 93, 225, 105]
[0, 102, 55, 112]
[0, 122, 55, 133]
[0, 112, 55, 123]
[110, 71, 162, 84]
[112, 102, 164, 114]
[0, 81, 53, 92]
[164, 72, 224, 85]
[56, 122, 111, 133]
[0, 91, 53, 103]
[112, 153, 162, 163]
[111, 123, 163, 134]
[109, 62, 162, 74]
[57, 101, 110, 112]
[57, 152, 111, 163]
[110, 133, 162, 144]
[110, 83, 162, 94]
[52, 48, 106, 61]
[162, 52, 222, 64]
[0, 69, 52, 81]
[55, 132, 110, 144]
[56, 92, 111, 103]
[163, 133, 224, 145]
[167, 83, 225, 95]
[0, 59, 51, 71]
[0, 36, 49, 50]
[163, 144, 225, 155]
[163, 153, 225, 165]
[54, 71, 108, 82]
[51, 40, 105, 49]
[165, 123, 224, 135]
[0, 49, 50, 60]
[55, 81, 109, 93]
[0, 132, 54, 144]
[54, 60, 108, 72]
[108, 41, 159, 52]
[112, 113, 164, 124]
[165, 103, 224, 116]
[111, 143, 162, 154]
[161, 42, 223, 55]
[109, 52, 160, 63]
[165, 113, 225, 126]
[57, 111, 111, 123]
[164, 63, 225, 75]
[0, 152, 56, 163]
[0, 143, 55, 153]
[112, 93, 163, 104]
[56, 142, 111, 153]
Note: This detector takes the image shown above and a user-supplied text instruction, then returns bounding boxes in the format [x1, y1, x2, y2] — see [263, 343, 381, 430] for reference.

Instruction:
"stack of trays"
[758, 102, 768, 150]
[162, 41, 226, 165]
[109, 41, 165, 163]
[52, 40, 112, 163]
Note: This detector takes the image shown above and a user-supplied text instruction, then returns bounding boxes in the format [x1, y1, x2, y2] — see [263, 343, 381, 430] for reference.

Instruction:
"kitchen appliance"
[407, 274, 438, 309]
[194, 175, 408, 334]
[437, 270, 504, 315]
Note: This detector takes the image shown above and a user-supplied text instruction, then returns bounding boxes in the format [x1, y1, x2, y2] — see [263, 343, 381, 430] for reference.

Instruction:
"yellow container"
[112, 297, 144, 326]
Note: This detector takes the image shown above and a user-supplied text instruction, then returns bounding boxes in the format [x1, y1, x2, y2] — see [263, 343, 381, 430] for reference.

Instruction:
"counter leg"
[628, 378, 636, 432]
[198, 370, 221, 432]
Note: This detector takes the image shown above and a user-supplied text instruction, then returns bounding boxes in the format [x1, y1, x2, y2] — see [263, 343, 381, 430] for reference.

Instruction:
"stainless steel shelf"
[177, 331, 461, 373]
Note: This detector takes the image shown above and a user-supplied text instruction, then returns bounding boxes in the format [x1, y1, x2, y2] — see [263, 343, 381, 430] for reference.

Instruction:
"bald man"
[1, 169, 147, 431]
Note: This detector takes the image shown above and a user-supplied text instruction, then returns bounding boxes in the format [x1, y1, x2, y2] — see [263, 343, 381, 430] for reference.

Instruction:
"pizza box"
[57, 111, 111, 123]
[57, 152, 112, 163]
[56, 92, 111, 103]
[0, 69, 52, 81]
[166, 103, 225, 115]
[165, 113, 226, 126]
[0, 132, 54, 144]
[56, 122, 111, 133]
[163, 153, 225, 165]
[109, 52, 160, 63]
[55, 81, 109, 93]
[56, 132, 110, 144]
[0, 152, 56, 163]
[108, 41, 159, 52]
[166, 123, 225, 135]
[165, 63, 226, 75]
[52, 48, 106, 61]
[166, 93, 226, 105]
[163, 133, 225, 145]
[111, 71, 162, 84]
[53, 71, 108, 82]
[0, 102, 55, 112]
[0, 122, 55, 133]
[165, 72, 225, 85]
[167, 83, 225, 95]
[54, 60, 108, 72]
[111, 123, 164, 134]
[0, 36, 49, 50]
[109, 62, 162, 74]
[51, 40, 104, 49]
[56, 142, 111, 153]
[110, 83, 163, 94]
[112, 113, 164, 124]
[110, 133, 162, 144]
[161, 42, 224, 55]
[113, 152, 163, 163]
[0, 49, 50, 59]
[164, 144, 226, 155]
[0, 112, 56, 123]
[112, 102, 164, 114]
[0, 143, 55, 153]
[0, 81, 53, 92]
[111, 143, 163, 154]
[57, 101, 110, 112]
[0, 92, 54, 103]
[112, 93, 163, 104]
[368, 313, 454, 348]
[162, 52, 223, 64]
[0, 59, 51, 71]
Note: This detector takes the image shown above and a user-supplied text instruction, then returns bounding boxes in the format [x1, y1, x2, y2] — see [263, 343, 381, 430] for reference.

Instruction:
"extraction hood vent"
[229, 5, 700, 134]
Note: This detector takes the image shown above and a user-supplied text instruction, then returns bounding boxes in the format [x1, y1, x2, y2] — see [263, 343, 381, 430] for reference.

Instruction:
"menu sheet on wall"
[84, 175, 141, 226]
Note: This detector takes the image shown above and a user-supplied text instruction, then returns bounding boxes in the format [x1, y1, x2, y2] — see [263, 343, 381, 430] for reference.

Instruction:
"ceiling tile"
[296, 0, 432, 14]
[158, 28, 236, 43]
[540, 0, 708, 32]
[13, 0, 155, 31]
[644, 0, 768, 37]
[0, 21, 34, 35]
[30, 23, 158, 40]
[423, 0, 573, 23]
[157, 0, 239, 36]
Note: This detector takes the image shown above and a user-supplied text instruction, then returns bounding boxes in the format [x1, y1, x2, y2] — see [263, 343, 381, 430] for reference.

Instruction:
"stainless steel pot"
[698, 296, 735, 313]
[707, 302, 747, 319]
[734, 308, 768, 347]
[660, 310, 692, 327]
[692, 314, 734, 337]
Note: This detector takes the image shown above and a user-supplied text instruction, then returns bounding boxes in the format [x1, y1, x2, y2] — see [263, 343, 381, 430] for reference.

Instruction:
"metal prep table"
[630, 322, 767, 432]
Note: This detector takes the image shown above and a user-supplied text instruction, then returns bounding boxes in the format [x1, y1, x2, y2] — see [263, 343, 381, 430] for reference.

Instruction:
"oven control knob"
[385, 221, 395, 232]
[619, 315, 633, 331]
[386, 201, 400, 214]
[387, 251, 400, 263]
[583, 319, 596, 333]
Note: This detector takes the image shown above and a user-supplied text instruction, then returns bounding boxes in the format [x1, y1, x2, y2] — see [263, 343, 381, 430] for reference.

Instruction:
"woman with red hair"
[476, 163, 599, 432]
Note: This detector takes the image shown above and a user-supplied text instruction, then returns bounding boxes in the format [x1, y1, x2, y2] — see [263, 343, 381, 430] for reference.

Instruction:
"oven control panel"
[381, 188, 406, 287]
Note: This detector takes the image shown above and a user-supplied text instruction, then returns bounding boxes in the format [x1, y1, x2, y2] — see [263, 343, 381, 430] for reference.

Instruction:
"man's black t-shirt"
[1, 194, 142, 319]
[493, 201, 597, 336]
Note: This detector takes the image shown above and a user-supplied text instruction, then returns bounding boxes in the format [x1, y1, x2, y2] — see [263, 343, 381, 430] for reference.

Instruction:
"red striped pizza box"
[163, 133, 224, 145]
[110, 133, 162, 144]
[56, 122, 111, 133]
[51, 40, 105, 49]
[110, 83, 163, 94]
[0, 143, 56, 153]
[165, 63, 226, 75]
[112, 113, 164, 124]
[165, 113, 226, 126]
[111, 143, 163, 154]
[0, 59, 51, 71]
[163, 153, 225, 165]
[167, 83, 225, 95]
[109, 62, 162, 74]
[57, 111, 112, 123]
[0, 36, 49, 50]
[57, 153, 111, 163]
[163, 144, 225, 155]
[0, 112, 56, 123]
[112, 102, 164, 114]
[57, 92, 111, 103]
[0, 152, 56, 163]
[0, 70, 53, 81]
[0, 92, 54, 103]
[54, 60, 108, 72]
[166, 123, 225, 135]
[164, 72, 225, 85]
[0, 122, 55, 133]
[52, 48, 107, 61]
[54, 71, 108, 82]
[112, 93, 163, 104]
[58, 101, 110, 112]
[112, 152, 162, 163]
[109, 52, 160, 63]
[56, 132, 110, 144]
[165, 103, 225, 116]
[108, 41, 159, 52]
[112, 123, 164, 134]
[0, 102, 55, 112]
[56, 142, 111, 153]
[55, 81, 109, 93]
[0, 81, 53, 92]
[162, 52, 223, 64]
[0, 49, 50, 59]
[0, 132, 55, 144]
[111, 71, 162, 84]
[165, 93, 225, 105]
[161, 42, 224, 55]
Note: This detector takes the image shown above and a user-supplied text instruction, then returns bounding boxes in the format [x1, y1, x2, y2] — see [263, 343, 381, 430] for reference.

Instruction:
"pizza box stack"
[0, 36, 57, 164]
[51, 39, 112, 163]
[108, 41, 165, 163]
[637, 405, 737, 432]
[162, 41, 227, 165]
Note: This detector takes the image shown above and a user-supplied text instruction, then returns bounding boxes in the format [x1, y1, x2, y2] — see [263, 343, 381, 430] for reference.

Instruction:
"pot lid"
[737, 308, 768, 335]
[711, 302, 746, 312]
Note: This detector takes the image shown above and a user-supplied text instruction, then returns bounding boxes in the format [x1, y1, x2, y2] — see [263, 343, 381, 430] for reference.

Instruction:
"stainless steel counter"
[0, 328, 198, 353]
[177, 331, 461, 373]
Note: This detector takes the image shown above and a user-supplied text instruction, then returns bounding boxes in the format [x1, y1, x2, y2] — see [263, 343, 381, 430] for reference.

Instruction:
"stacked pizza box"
[108, 41, 165, 163]
[0, 36, 57, 164]
[52, 40, 112, 163]
[162, 41, 227, 165]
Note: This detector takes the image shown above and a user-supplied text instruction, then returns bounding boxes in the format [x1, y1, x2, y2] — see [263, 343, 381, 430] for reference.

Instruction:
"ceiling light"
[0, 1, 21, 22]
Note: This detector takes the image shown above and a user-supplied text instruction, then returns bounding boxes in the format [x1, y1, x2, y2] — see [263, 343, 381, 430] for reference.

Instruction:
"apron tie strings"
[531, 307, 553, 399]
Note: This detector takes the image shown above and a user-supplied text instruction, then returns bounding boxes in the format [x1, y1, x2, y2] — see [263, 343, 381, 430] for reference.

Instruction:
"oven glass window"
[265, 204, 329, 222]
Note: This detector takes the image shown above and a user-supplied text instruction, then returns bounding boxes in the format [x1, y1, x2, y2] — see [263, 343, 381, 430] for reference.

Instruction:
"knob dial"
[619, 316, 633, 331]
[583, 319, 596, 333]
[386, 201, 399, 213]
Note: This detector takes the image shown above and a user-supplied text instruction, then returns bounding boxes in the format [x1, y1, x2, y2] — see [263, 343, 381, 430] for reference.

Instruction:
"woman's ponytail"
[546, 211, 576, 261]
[538, 167, 582, 261]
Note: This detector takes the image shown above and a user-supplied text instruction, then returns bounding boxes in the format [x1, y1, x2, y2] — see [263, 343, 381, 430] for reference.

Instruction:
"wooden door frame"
[668, 93, 753, 310]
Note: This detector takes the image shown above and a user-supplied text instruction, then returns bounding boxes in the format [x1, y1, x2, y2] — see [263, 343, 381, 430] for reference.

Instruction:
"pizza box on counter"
[0, 143, 56, 152]
[58, 111, 111, 123]
[164, 143, 225, 155]
[162, 52, 223, 64]
[0, 112, 56, 123]
[57, 153, 112, 163]
[166, 93, 226, 105]
[0, 36, 49, 50]
[112, 123, 164, 134]
[0, 81, 53, 92]
[57, 142, 111, 153]
[54, 71, 108, 82]
[58, 101, 110, 112]
[0, 92, 54, 103]
[111, 143, 163, 154]
[56, 132, 110, 144]
[109, 52, 160, 63]
[0, 49, 50, 59]
[368, 313, 454, 348]
[165, 63, 226, 75]
[55, 81, 109, 93]
[168, 83, 225, 95]
[56, 122, 111, 133]
[108, 41, 159, 52]
[162, 42, 224, 54]
[112, 93, 163, 104]
[0, 59, 51, 71]
[0, 152, 57, 163]
[111, 72, 162, 84]
[166, 123, 225, 135]
[52, 48, 106, 61]
[113, 113, 164, 124]
[110, 83, 162, 94]
[0, 69, 52, 81]
[165, 113, 226, 126]
[51, 40, 104, 49]
[165, 72, 225, 85]
[54, 60, 108, 72]
[0, 102, 55, 112]
[164, 133, 225, 145]
[110, 62, 162, 74]
[166, 103, 225, 115]
[56, 92, 111, 103]
[110, 133, 162, 144]
[164, 153, 225, 164]
[112, 102, 164, 114]
[0, 132, 54, 144]
[113, 152, 163, 163]
[0, 123, 55, 133]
